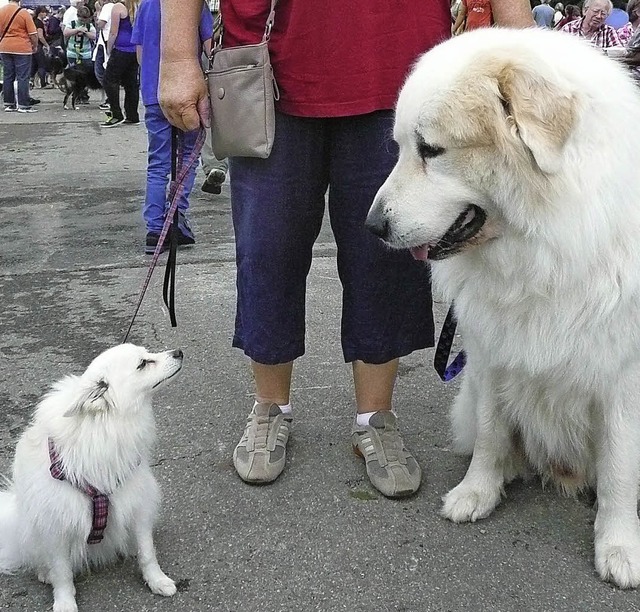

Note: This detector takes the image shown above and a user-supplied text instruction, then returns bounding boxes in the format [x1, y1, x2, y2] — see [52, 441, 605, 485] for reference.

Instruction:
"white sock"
[254, 400, 292, 414]
[356, 410, 395, 426]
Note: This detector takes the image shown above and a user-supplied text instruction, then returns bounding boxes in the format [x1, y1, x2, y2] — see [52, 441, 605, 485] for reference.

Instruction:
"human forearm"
[491, 0, 535, 27]
[161, 0, 204, 62]
[29, 33, 38, 52]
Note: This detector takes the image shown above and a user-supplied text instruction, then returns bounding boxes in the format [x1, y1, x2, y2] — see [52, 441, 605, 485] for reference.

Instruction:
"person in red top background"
[453, 0, 494, 35]
[158, 0, 534, 497]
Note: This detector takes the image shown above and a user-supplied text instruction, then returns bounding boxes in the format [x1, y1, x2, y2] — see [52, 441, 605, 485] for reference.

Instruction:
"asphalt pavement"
[1, 88, 639, 612]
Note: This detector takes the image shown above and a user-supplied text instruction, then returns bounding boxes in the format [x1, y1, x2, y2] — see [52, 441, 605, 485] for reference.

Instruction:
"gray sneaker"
[233, 402, 292, 483]
[351, 411, 421, 498]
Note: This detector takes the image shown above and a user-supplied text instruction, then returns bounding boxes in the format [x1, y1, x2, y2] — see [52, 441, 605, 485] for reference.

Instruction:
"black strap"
[0, 7, 23, 44]
[162, 128, 179, 328]
[433, 304, 466, 382]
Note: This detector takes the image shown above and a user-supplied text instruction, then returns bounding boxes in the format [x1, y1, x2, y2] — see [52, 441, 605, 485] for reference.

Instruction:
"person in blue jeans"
[131, 0, 213, 254]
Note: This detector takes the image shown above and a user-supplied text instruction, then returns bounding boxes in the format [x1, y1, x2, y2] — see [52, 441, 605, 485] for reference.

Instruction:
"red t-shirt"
[220, 0, 451, 117]
[462, 0, 492, 30]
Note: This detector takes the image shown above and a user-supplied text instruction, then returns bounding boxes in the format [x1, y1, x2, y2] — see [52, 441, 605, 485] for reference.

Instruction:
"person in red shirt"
[453, 0, 494, 35]
[158, 0, 534, 497]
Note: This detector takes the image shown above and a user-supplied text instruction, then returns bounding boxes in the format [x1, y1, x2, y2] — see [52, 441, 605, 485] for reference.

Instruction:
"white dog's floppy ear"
[64, 378, 112, 417]
[496, 62, 576, 174]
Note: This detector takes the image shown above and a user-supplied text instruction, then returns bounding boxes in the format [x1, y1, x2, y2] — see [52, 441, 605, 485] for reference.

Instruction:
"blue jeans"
[1, 53, 32, 108]
[230, 110, 435, 364]
[143, 104, 199, 233]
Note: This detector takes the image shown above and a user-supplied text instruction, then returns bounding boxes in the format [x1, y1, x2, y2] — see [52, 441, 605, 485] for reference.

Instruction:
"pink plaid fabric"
[617, 23, 635, 46]
[561, 17, 623, 48]
[48, 438, 109, 544]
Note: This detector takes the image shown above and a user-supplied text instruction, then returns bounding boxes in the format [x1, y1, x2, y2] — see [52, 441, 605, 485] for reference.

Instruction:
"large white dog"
[0, 344, 183, 612]
[366, 27, 640, 588]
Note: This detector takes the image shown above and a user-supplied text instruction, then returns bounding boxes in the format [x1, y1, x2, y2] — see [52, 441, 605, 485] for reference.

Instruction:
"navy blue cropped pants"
[230, 110, 434, 365]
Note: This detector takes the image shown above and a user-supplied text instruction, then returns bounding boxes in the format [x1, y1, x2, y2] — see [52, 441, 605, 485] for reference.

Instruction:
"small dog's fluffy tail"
[0, 488, 22, 573]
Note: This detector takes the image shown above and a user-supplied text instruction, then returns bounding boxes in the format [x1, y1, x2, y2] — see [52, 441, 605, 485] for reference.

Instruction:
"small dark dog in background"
[60, 61, 103, 110]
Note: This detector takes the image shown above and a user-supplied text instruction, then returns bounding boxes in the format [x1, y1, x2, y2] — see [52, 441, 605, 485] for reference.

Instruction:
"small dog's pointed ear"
[64, 379, 111, 417]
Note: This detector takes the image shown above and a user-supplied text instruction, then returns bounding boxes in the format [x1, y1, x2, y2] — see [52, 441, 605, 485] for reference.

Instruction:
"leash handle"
[122, 127, 206, 343]
[433, 304, 466, 382]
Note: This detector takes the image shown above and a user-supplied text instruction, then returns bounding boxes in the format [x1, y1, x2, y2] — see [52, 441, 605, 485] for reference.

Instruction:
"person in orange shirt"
[0, 0, 38, 112]
[452, 0, 493, 34]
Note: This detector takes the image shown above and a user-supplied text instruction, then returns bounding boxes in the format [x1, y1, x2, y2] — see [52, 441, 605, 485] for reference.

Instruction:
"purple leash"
[122, 126, 206, 343]
[433, 305, 466, 382]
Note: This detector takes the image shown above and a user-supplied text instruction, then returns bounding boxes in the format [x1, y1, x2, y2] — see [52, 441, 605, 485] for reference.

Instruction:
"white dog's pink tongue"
[410, 245, 429, 261]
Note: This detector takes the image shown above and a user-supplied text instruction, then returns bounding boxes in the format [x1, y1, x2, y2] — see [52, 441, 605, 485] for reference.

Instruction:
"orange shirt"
[463, 0, 493, 30]
[0, 4, 37, 54]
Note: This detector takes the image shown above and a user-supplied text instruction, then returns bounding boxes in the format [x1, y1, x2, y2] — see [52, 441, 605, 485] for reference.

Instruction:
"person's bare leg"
[252, 360, 293, 405]
[352, 359, 398, 412]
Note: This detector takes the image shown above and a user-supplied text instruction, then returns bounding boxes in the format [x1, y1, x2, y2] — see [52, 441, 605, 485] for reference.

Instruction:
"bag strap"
[0, 7, 23, 44]
[215, 0, 277, 50]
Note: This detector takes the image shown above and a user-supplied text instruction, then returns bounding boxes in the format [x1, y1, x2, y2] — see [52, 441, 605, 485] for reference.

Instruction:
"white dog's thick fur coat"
[367, 28, 640, 587]
[0, 344, 183, 612]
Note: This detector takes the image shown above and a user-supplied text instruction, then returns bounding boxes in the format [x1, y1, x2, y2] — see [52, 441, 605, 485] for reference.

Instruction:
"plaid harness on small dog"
[48, 438, 109, 544]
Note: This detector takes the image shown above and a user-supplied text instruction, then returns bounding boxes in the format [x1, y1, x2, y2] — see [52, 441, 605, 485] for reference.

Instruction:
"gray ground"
[1, 89, 639, 612]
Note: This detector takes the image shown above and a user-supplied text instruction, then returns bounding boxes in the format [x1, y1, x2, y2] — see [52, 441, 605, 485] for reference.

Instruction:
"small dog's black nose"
[365, 207, 390, 240]
[172, 349, 184, 359]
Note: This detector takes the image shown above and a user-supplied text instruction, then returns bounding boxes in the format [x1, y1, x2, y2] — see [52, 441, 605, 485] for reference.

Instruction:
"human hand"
[159, 58, 209, 132]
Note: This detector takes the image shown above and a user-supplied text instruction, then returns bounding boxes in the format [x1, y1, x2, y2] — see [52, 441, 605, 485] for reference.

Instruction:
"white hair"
[583, 0, 613, 11]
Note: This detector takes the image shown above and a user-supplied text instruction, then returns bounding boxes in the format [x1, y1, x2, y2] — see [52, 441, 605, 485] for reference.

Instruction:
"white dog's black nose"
[171, 349, 184, 359]
[365, 206, 390, 240]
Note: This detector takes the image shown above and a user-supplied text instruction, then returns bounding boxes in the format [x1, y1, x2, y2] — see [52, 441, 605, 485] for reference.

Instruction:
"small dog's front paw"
[441, 481, 501, 523]
[596, 539, 640, 589]
[147, 573, 177, 597]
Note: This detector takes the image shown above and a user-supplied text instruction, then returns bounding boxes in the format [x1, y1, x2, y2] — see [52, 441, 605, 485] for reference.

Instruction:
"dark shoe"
[145, 232, 167, 255]
[101, 117, 125, 128]
[177, 211, 194, 240]
[145, 227, 195, 255]
[123, 118, 140, 125]
[29, 97, 40, 105]
[201, 168, 226, 194]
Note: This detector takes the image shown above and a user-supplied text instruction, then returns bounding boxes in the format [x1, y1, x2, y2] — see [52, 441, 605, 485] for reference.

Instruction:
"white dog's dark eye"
[137, 359, 154, 370]
[416, 133, 445, 160]
[418, 142, 445, 160]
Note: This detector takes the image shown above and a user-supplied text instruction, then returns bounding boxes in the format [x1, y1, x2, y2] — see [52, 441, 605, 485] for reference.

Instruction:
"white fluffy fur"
[368, 28, 640, 588]
[0, 344, 183, 612]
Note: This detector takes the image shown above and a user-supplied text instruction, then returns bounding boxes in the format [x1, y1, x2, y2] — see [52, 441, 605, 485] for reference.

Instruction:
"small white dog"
[367, 28, 640, 587]
[0, 344, 183, 612]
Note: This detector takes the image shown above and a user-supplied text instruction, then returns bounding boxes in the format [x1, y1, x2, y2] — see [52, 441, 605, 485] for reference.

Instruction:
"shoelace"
[246, 414, 273, 450]
[375, 425, 404, 463]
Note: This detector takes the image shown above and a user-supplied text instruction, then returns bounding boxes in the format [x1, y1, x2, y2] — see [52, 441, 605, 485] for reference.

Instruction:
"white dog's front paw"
[595, 537, 640, 589]
[53, 599, 78, 612]
[441, 481, 501, 523]
[146, 573, 177, 597]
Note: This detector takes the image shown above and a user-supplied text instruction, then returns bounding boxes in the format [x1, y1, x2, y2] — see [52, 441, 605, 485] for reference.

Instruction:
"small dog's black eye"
[137, 360, 148, 370]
